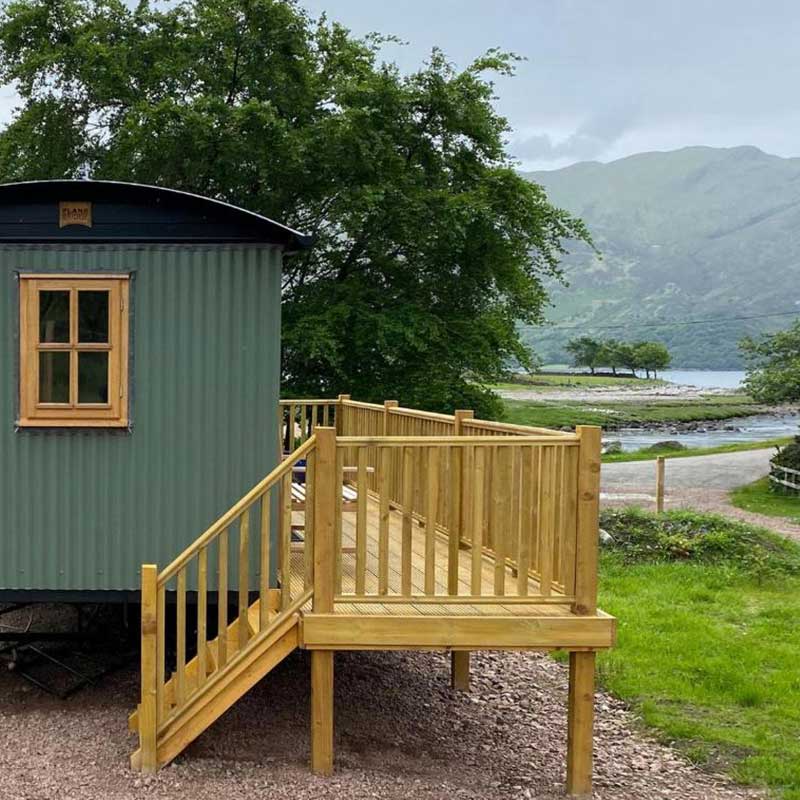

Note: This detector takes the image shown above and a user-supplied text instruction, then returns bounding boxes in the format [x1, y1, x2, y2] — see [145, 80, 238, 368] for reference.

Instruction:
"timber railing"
[769, 463, 800, 495]
[136, 439, 317, 772]
[138, 395, 601, 771]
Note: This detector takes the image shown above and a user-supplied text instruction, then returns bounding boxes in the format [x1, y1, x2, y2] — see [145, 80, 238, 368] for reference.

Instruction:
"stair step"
[128, 595, 280, 734]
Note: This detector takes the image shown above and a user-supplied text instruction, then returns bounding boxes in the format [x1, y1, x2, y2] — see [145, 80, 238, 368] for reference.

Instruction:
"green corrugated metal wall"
[0, 244, 282, 593]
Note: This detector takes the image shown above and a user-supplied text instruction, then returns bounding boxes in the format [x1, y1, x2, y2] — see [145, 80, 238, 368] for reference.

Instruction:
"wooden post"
[311, 427, 336, 775]
[449, 410, 473, 593]
[336, 394, 350, 436]
[655, 456, 665, 514]
[451, 651, 470, 691]
[566, 651, 595, 797]
[138, 564, 159, 773]
[311, 650, 334, 775]
[566, 426, 601, 796]
[383, 400, 398, 435]
[573, 426, 601, 616]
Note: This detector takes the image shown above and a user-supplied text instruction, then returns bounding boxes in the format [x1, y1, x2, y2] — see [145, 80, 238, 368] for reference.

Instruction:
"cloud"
[512, 105, 641, 165]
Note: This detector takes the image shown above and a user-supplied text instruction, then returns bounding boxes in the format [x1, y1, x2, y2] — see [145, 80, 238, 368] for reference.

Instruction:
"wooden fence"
[770, 463, 800, 495]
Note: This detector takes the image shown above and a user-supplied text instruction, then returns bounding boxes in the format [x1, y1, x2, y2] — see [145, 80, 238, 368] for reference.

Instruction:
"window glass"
[39, 291, 70, 342]
[39, 351, 70, 403]
[78, 352, 109, 404]
[78, 290, 109, 343]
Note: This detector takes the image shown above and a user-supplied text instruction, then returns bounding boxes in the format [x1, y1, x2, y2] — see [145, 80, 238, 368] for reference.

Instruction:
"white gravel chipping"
[0, 645, 764, 800]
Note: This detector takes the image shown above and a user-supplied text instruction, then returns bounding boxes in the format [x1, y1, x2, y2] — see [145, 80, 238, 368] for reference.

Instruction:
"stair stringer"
[131, 609, 300, 770]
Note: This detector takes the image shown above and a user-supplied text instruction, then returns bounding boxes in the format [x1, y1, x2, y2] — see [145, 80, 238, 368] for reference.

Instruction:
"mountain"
[521, 145, 800, 369]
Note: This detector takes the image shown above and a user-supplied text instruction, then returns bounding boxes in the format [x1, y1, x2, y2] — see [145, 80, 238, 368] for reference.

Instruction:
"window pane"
[78, 352, 109, 404]
[78, 291, 109, 343]
[39, 291, 70, 342]
[39, 351, 70, 403]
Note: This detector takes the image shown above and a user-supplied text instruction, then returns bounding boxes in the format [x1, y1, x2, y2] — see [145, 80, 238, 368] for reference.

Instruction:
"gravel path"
[0, 646, 759, 800]
[601, 448, 800, 541]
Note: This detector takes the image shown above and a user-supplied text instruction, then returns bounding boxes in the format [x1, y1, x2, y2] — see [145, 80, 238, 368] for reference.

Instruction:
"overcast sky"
[301, 0, 800, 172]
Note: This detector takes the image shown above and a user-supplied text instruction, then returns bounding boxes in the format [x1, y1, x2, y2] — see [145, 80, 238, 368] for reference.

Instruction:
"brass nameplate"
[59, 201, 92, 228]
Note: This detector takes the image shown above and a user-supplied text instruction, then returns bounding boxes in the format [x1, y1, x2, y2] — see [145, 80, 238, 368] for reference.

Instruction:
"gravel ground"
[0, 639, 760, 800]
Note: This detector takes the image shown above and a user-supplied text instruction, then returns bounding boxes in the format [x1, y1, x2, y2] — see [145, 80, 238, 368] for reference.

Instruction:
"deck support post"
[450, 651, 470, 691]
[311, 427, 336, 775]
[138, 564, 159, 773]
[566, 426, 601, 795]
[566, 651, 595, 796]
[311, 650, 334, 775]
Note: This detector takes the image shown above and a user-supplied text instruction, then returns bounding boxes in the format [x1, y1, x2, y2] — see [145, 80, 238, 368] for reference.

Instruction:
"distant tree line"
[565, 336, 671, 379]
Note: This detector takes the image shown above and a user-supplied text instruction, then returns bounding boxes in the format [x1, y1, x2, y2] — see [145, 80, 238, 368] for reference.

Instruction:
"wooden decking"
[134, 398, 612, 795]
[290, 493, 614, 650]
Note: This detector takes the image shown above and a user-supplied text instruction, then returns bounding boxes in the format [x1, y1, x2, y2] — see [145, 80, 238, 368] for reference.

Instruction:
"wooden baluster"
[299, 404, 308, 444]
[334, 447, 344, 594]
[139, 564, 158, 773]
[156, 582, 165, 717]
[197, 547, 208, 687]
[553, 446, 565, 585]
[471, 447, 485, 595]
[401, 446, 414, 595]
[322, 403, 330, 427]
[425, 446, 439, 595]
[238, 510, 250, 651]
[176, 568, 186, 706]
[378, 446, 391, 595]
[561, 446, 579, 598]
[259, 493, 271, 631]
[493, 446, 511, 596]
[518, 446, 534, 596]
[217, 528, 229, 668]
[287, 403, 295, 451]
[539, 447, 554, 596]
[355, 447, 368, 594]
[280, 471, 292, 610]
[305, 451, 316, 590]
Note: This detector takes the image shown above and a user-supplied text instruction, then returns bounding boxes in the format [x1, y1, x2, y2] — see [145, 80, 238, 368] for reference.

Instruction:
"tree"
[0, 0, 590, 417]
[596, 339, 626, 376]
[634, 341, 671, 379]
[740, 321, 800, 403]
[565, 336, 601, 374]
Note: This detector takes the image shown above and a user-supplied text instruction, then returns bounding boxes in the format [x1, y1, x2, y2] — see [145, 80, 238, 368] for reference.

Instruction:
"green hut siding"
[0, 244, 282, 593]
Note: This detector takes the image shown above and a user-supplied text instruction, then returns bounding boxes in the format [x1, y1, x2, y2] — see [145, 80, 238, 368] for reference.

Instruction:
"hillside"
[522, 146, 800, 368]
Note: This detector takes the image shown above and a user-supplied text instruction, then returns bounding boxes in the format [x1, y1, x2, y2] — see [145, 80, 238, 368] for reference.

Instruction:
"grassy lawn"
[731, 476, 800, 522]
[502, 396, 763, 430]
[603, 437, 792, 463]
[492, 372, 665, 391]
[595, 509, 800, 799]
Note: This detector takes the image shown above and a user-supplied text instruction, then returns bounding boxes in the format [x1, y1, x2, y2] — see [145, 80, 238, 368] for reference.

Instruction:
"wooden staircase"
[130, 592, 304, 770]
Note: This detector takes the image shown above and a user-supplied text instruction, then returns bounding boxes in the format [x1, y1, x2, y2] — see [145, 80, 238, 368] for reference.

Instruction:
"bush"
[599, 508, 800, 577]
[771, 434, 800, 472]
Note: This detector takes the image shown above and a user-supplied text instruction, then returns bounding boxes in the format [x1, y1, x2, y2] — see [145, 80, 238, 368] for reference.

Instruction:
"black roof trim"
[0, 180, 313, 249]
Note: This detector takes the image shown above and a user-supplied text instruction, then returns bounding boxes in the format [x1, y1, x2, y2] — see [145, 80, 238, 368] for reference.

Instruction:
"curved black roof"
[0, 180, 313, 249]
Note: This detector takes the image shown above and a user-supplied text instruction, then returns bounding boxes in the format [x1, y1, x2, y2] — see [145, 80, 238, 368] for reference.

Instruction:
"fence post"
[336, 394, 350, 436]
[566, 425, 601, 797]
[383, 400, 398, 435]
[139, 564, 159, 773]
[311, 427, 336, 775]
[449, 410, 474, 595]
[655, 456, 665, 513]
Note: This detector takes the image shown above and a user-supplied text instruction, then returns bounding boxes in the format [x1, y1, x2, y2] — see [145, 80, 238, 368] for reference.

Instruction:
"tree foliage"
[565, 336, 670, 378]
[741, 321, 800, 404]
[0, 0, 590, 416]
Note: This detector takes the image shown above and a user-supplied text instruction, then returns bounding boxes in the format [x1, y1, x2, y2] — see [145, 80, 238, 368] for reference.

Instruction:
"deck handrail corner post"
[383, 400, 398, 435]
[573, 425, 601, 616]
[313, 427, 337, 614]
[336, 395, 350, 435]
[139, 563, 159, 773]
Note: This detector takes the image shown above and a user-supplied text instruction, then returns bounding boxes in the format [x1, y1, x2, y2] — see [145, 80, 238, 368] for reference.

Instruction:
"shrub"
[771, 435, 800, 472]
[599, 508, 800, 577]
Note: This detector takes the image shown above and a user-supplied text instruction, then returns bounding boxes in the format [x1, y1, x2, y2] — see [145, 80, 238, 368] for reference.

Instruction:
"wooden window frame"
[19, 274, 130, 428]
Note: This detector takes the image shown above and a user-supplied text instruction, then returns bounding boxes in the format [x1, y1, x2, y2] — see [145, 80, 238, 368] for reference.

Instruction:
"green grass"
[603, 437, 792, 463]
[731, 477, 800, 522]
[492, 372, 665, 391]
[595, 509, 800, 798]
[502, 396, 763, 430]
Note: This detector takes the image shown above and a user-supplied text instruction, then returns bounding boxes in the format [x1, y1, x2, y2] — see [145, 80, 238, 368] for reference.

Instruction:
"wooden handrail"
[462, 417, 568, 437]
[336, 435, 579, 446]
[159, 436, 317, 584]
